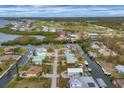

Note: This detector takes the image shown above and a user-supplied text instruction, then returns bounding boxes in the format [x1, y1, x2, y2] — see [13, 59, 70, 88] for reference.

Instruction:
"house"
[66, 44, 72, 50]
[67, 68, 83, 77]
[21, 66, 42, 78]
[32, 47, 47, 65]
[88, 33, 98, 40]
[67, 33, 78, 39]
[65, 51, 78, 64]
[69, 76, 98, 88]
[32, 55, 44, 65]
[91, 42, 100, 49]
[48, 27, 56, 32]
[11, 27, 18, 31]
[88, 51, 97, 58]
[98, 48, 110, 56]
[34, 47, 47, 56]
[115, 65, 124, 74]
[42, 26, 49, 32]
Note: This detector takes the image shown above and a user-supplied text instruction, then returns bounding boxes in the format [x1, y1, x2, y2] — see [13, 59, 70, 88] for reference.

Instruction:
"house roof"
[88, 33, 98, 36]
[68, 68, 83, 73]
[65, 51, 77, 63]
[115, 65, 124, 73]
[32, 56, 44, 62]
[69, 76, 98, 88]
[27, 66, 42, 74]
[91, 43, 99, 49]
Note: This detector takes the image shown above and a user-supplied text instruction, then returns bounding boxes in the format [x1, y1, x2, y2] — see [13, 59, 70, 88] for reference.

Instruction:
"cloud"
[0, 5, 124, 17]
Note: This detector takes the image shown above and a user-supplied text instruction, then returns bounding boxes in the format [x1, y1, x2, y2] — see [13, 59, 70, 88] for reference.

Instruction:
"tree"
[0, 68, 3, 72]
[118, 56, 124, 65]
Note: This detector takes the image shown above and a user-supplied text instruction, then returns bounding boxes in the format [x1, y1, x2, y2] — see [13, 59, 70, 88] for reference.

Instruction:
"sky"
[0, 5, 124, 17]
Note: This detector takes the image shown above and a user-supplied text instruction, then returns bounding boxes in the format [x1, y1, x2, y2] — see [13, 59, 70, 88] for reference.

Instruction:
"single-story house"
[91, 42, 100, 49]
[69, 76, 98, 88]
[34, 47, 47, 56]
[48, 27, 57, 32]
[67, 68, 83, 77]
[88, 33, 98, 41]
[32, 56, 44, 65]
[65, 51, 78, 64]
[32, 47, 47, 65]
[115, 65, 124, 74]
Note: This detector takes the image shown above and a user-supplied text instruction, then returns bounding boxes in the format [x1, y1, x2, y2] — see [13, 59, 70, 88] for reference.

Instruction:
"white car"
[88, 67, 92, 72]
[84, 60, 88, 66]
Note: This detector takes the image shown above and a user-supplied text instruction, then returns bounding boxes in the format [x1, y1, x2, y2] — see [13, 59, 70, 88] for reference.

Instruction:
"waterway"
[0, 19, 16, 28]
[0, 45, 37, 88]
[0, 32, 45, 42]
[0, 19, 45, 42]
[76, 44, 115, 88]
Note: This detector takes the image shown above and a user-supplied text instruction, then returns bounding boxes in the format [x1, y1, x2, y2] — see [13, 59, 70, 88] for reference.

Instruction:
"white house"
[88, 33, 98, 40]
[115, 65, 124, 74]
[69, 76, 98, 88]
[67, 68, 83, 77]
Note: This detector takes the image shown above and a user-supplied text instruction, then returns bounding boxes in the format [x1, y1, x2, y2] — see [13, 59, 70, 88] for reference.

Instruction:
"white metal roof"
[115, 65, 124, 73]
[68, 68, 83, 73]
[69, 76, 98, 88]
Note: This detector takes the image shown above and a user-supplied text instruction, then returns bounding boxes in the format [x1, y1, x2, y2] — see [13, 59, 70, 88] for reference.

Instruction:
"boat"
[102, 68, 111, 76]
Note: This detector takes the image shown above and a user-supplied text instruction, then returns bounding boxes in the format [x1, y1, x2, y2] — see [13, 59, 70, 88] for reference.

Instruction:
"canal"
[76, 44, 115, 88]
[0, 45, 36, 88]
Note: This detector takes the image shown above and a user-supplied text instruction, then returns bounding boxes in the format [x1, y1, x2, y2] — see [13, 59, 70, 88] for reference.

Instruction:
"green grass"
[0, 61, 15, 76]
[7, 77, 51, 88]
[1, 36, 41, 45]
[42, 64, 52, 74]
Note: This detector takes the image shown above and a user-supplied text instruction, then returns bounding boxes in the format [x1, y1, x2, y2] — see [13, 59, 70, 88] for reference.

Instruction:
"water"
[0, 32, 45, 42]
[0, 20, 16, 28]
[0, 33, 18, 42]
[0, 19, 45, 42]
[0, 45, 36, 88]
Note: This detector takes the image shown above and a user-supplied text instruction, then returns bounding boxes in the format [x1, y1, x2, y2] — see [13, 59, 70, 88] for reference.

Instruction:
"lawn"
[42, 64, 52, 74]
[7, 77, 51, 88]
[0, 61, 15, 76]
[43, 56, 54, 63]
[57, 64, 82, 74]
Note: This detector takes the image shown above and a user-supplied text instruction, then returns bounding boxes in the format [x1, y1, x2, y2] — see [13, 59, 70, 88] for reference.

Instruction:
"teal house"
[32, 47, 47, 65]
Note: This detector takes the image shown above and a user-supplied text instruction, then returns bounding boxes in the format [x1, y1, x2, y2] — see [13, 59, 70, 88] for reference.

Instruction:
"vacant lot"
[57, 78, 69, 88]
[7, 77, 51, 88]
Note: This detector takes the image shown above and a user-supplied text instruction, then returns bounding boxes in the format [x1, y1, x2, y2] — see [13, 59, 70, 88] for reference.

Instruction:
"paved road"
[51, 49, 58, 88]
[76, 44, 115, 88]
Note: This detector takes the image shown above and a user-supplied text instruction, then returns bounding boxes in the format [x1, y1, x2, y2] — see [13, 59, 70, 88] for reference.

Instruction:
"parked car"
[88, 67, 92, 72]
[84, 60, 88, 66]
